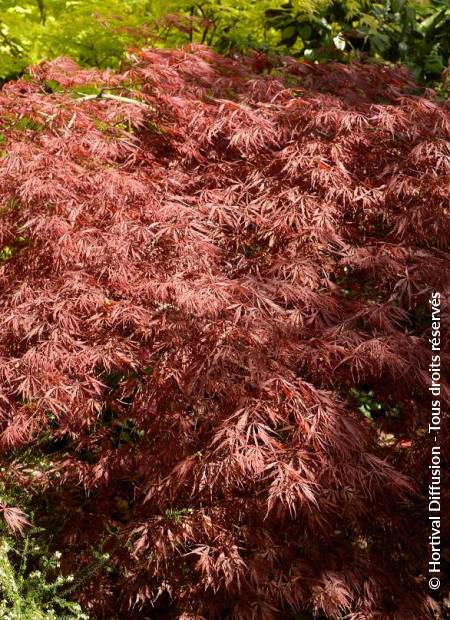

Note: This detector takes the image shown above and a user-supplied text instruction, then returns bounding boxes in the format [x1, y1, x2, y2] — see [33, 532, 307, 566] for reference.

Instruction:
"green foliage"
[264, 0, 450, 83]
[0, 245, 13, 262]
[0, 535, 89, 620]
[152, 0, 288, 53]
[0, 232, 28, 263]
[0, 454, 108, 619]
[349, 387, 401, 422]
[0, 0, 154, 79]
[13, 115, 43, 131]
[0, 480, 89, 620]
[164, 507, 194, 522]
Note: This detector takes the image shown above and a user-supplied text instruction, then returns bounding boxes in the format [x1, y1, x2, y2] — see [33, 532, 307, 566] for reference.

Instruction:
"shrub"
[0, 46, 448, 619]
[0, 534, 89, 620]
[0, 461, 92, 619]
[265, 0, 450, 84]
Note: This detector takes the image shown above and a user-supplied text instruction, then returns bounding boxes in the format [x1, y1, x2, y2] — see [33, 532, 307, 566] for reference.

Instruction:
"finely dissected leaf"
[0, 503, 31, 535]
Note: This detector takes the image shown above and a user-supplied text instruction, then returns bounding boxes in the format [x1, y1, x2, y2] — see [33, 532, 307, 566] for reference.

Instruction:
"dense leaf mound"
[0, 46, 449, 619]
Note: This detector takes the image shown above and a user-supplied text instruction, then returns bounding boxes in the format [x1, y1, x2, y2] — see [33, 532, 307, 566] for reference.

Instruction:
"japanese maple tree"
[0, 46, 448, 619]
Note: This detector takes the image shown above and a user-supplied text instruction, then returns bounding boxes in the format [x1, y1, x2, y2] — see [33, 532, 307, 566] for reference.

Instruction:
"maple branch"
[74, 90, 155, 110]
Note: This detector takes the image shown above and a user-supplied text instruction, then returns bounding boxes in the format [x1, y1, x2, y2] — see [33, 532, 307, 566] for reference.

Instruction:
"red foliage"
[0, 46, 449, 619]
[0, 503, 30, 535]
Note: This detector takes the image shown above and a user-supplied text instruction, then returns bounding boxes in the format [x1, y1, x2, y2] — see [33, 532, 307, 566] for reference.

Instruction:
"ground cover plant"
[0, 45, 449, 618]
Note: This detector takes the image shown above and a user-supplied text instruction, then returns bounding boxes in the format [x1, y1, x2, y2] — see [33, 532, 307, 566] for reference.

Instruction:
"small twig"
[66, 112, 77, 130]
